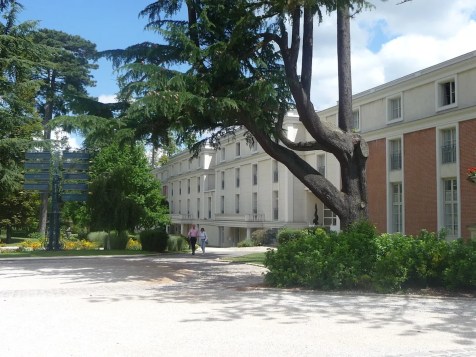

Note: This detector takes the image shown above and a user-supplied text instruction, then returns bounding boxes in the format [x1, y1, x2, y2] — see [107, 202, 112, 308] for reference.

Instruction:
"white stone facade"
[153, 51, 476, 245]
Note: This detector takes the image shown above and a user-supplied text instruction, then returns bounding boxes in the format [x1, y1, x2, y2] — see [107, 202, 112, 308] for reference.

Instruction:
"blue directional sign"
[62, 151, 90, 202]
[23, 183, 49, 191]
[62, 183, 88, 191]
[62, 193, 89, 202]
[24, 173, 50, 182]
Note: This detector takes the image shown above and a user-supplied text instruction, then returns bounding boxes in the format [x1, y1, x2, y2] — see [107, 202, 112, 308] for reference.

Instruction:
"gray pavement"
[0, 247, 475, 357]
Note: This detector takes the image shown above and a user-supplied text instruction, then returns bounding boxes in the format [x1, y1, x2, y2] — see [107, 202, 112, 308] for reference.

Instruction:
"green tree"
[32, 28, 98, 235]
[0, 0, 43, 242]
[103, 0, 378, 229]
[88, 141, 169, 237]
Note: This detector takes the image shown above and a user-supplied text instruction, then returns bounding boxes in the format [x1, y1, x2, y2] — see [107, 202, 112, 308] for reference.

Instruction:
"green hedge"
[140, 229, 169, 252]
[265, 221, 476, 293]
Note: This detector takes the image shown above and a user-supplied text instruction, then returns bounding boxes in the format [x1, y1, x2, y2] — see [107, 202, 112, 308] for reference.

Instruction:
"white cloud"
[310, 0, 476, 109]
[98, 94, 117, 103]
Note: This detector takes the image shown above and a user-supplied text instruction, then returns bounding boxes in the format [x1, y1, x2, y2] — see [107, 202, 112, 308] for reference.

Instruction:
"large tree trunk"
[254, 4, 369, 230]
[336, 6, 369, 228]
[6, 224, 12, 244]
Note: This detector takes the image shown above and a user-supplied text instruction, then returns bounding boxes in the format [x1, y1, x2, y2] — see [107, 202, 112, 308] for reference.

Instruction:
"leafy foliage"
[140, 228, 169, 252]
[88, 142, 169, 232]
[251, 228, 277, 246]
[101, 0, 384, 228]
[265, 223, 476, 293]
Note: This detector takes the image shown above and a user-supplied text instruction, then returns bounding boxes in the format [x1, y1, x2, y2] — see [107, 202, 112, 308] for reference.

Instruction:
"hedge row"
[265, 222, 476, 293]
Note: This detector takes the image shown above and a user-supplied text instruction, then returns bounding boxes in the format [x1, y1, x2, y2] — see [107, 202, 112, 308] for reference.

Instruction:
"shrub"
[140, 229, 169, 252]
[126, 238, 142, 251]
[277, 228, 308, 245]
[373, 233, 414, 292]
[63, 240, 99, 250]
[88, 231, 108, 248]
[19, 239, 44, 251]
[405, 230, 449, 288]
[251, 229, 277, 246]
[167, 235, 188, 252]
[237, 239, 254, 247]
[443, 239, 476, 290]
[265, 228, 330, 288]
[28, 232, 46, 240]
[108, 231, 130, 250]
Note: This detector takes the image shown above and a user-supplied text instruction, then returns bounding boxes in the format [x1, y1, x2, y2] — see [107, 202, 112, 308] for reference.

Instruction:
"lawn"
[0, 250, 151, 259]
[223, 252, 267, 266]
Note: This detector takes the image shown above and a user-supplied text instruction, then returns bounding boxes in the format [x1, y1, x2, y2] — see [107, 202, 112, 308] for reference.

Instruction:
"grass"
[0, 250, 152, 259]
[224, 252, 267, 266]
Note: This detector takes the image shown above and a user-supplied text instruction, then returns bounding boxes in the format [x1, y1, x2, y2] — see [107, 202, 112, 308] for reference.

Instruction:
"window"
[220, 196, 225, 214]
[252, 192, 258, 214]
[187, 199, 190, 215]
[317, 154, 325, 176]
[272, 160, 278, 182]
[208, 197, 212, 219]
[171, 201, 174, 214]
[252, 164, 258, 185]
[178, 200, 181, 214]
[441, 128, 456, 164]
[272, 191, 278, 221]
[187, 179, 190, 194]
[179, 181, 182, 195]
[221, 147, 226, 162]
[387, 95, 402, 121]
[443, 179, 458, 237]
[391, 183, 403, 233]
[251, 141, 258, 153]
[221, 171, 225, 190]
[235, 194, 240, 214]
[235, 168, 240, 188]
[389, 139, 402, 171]
[197, 198, 200, 219]
[437, 78, 456, 108]
[235, 142, 241, 157]
[323, 206, 337, 226]
[352, 109, 360, 131]
[197, 176, 201, 193]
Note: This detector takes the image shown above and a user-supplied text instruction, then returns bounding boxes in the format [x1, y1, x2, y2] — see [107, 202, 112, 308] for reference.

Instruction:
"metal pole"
[52, 174, 61, 250]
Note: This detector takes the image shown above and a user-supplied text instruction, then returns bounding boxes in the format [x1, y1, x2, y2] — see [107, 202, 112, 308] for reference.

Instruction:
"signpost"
[23, 151, 90, 250]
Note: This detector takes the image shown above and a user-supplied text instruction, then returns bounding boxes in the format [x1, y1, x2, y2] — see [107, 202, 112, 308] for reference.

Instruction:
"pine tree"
[0, 0, 43, 242]
[103, 0, 375, 229]
[31, 28, 98, 235]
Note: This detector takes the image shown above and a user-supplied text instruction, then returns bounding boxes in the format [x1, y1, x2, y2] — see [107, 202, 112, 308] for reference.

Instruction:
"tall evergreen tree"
[103, 0, 377, 229]
[32, 28, 98, 235]
[0, 0, 42, 241]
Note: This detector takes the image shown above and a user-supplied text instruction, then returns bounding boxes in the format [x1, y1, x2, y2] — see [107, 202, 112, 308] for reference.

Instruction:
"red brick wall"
[459, 119, 476, 239]
[367, 139, 387, 233]
[404, 128, 438, 235]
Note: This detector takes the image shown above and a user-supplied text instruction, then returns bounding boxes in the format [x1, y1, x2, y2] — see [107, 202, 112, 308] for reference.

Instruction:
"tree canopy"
[88, 141, 169, 233]
[103, 0, 376, 228]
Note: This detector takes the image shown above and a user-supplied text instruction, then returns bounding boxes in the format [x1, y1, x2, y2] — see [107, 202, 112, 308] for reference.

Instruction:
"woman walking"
[198, 227, 208, 254]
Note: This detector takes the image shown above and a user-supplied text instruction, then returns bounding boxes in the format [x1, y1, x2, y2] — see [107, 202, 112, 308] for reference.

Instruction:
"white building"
[153, 51, 476, 245]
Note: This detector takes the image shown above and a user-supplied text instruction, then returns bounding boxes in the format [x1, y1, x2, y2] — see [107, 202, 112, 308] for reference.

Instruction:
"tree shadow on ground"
[1, 253, 475, 347]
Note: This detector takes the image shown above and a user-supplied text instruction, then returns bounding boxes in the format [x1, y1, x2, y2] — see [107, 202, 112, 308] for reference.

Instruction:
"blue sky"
[19, 0, 157, 99]
[18, 0, 476, 110]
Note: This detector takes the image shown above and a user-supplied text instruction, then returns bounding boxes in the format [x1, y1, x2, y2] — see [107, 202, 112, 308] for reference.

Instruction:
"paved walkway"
[0, 247, 475, 357]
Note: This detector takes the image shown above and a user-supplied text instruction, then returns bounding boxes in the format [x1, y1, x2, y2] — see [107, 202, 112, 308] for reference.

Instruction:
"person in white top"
[198, 227, 208, 254]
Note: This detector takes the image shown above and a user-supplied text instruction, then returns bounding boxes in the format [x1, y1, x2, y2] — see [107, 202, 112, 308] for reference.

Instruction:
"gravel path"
[0, 247, 475, 357]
